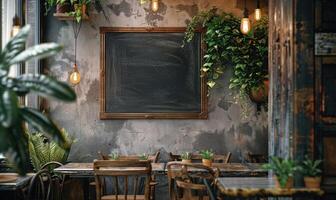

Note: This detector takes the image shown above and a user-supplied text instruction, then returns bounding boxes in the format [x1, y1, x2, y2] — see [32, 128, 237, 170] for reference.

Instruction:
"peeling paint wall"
[45, 0, 268, 163]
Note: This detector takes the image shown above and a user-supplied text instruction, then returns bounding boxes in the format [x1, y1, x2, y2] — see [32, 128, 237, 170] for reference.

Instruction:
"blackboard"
[100, 27, 207, 119]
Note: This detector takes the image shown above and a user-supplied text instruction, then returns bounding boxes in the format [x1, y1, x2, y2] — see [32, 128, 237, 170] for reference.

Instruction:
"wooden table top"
[54, 162, 266, 177]
[216, 177, 324, 197]
[0, 173, 34, 191]
[54, 163, 166, 176]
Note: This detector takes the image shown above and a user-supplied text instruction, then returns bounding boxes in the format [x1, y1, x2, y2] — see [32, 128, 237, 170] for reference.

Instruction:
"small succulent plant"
[181, 152, 192, 160]
[301, 156, 322, 177]
[109, 151, 119, 160]
[200, 149, 214, 160]
[139, 153, 149, 160]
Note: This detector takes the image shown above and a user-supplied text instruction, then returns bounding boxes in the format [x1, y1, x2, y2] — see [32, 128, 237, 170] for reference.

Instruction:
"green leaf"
[15, 74, 76, 102]
[0, 25, 30, 73]
[10, 43, 62, 65]
[1, 90, 19, 128]
[20, 108, 68, 148]
[207, 81, 216, 88]
[5, 125, 29, 175]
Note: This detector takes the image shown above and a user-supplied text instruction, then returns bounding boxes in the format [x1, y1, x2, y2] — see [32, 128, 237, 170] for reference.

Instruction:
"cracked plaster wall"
[45, 0, 269, 163]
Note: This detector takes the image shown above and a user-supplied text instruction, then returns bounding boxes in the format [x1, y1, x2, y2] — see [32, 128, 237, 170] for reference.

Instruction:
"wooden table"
[216, 177, 324, 199]
[0, 173, 34, 200]
[54, 162, 166, 176]
[167, 162, 267, 176]
[55, 162, 266, 177]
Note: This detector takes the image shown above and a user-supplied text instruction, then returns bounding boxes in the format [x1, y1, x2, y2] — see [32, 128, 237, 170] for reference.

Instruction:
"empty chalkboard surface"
[100, 27, 207, 119]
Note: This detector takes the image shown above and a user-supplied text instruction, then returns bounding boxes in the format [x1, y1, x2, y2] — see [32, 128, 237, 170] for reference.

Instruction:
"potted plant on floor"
[263, 156, 300, 188]
[28, 128, 74, 171]
[181, 152, 192, 163]
[200, 150, 214, 167]
[301, 156, 322, 189]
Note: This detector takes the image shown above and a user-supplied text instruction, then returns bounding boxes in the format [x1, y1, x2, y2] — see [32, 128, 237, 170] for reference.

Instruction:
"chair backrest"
[94, 160, 152, 200]
[169, 152, 232, 163]
[41, 161, 64, 200]
[246, 152, 268, 163]
[27, 169, 52, 200]
[98, 151, 160, 163]
[167, 162, 219, 200]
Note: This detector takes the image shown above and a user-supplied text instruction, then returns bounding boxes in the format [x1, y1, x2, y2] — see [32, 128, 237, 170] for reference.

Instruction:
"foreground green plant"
[0, 25, 76, 174]
[263, 156, 300, 188]
[184, 9, 268, 95]
[28, 128, 74, 171]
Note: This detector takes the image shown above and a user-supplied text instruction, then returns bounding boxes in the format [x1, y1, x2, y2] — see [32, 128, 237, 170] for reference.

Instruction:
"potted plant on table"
[139, 153, 149, 161]
[301, 156, 322, 189]
[200, 150, 214, 167]
[109, 152, 119, 160]
[263, 156, 300, 188]
[181, 152, 192, 163]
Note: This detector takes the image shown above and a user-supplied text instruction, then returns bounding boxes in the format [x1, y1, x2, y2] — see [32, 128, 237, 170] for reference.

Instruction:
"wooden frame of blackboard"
[99, 27, 207, 119]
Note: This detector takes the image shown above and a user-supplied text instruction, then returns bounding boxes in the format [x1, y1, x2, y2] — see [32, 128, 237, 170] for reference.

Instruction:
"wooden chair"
[94, 160, 152, 200]
[97, 151, 160, 199]
[167, 162, 219, 200]
[27, 169, 52, 200]
[246, 152, 268, 163]
[169, 152, 231, 164]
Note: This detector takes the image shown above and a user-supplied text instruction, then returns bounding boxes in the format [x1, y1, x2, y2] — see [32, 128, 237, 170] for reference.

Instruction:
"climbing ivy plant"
[184, 9, 268, 95]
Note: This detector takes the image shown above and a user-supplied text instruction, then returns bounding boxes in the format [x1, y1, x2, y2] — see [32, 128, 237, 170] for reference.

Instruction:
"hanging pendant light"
[240, 0, 251, 34]
[255, 0, 261, 21]
[11, 15, 21, 37]
[69, 20, 82, 85]
[69, 64, 81, 85]
[151, 0, 159, 12]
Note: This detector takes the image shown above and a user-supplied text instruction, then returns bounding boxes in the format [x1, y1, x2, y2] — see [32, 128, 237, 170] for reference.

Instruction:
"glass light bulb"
[70, 66, 81, 85]
[255, 8, 261, 21]
[11, 26, 20, 37]
[151, 0, 159, 12]
[240, 18, 251, 34]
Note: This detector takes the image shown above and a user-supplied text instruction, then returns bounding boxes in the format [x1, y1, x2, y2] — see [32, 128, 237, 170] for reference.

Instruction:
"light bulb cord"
[72, 20, 82, 66]
[243, 0, 249, 17]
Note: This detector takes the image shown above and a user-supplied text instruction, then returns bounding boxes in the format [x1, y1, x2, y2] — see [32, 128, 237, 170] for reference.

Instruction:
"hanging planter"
[183, 9, 268, 103]
[56, 1, 71, 13]
[249, 79, 269, 103]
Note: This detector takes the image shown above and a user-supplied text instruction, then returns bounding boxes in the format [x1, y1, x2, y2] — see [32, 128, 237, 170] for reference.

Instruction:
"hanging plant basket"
[249, 79, 269, 103]
[56, 1, 71, 13]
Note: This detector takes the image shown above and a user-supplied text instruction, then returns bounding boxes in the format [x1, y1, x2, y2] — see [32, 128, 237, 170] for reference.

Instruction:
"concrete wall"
[45, 0, 268, 163]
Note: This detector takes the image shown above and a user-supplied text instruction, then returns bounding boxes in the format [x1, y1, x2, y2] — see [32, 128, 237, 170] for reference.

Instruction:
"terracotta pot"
[73, 4, 87, 16]
[56, 2, 70, 13]
[182, 159, 192, 164]
[249, 79, 269, 103]
[274, 176, 294, 188]
[202, 159, 212, 167]
[304, 177, 321, 189]
[81, 4, 87, 15]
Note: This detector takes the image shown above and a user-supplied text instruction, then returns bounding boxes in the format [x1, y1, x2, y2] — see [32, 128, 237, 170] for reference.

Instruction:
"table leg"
[83, 177, 90, 200]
